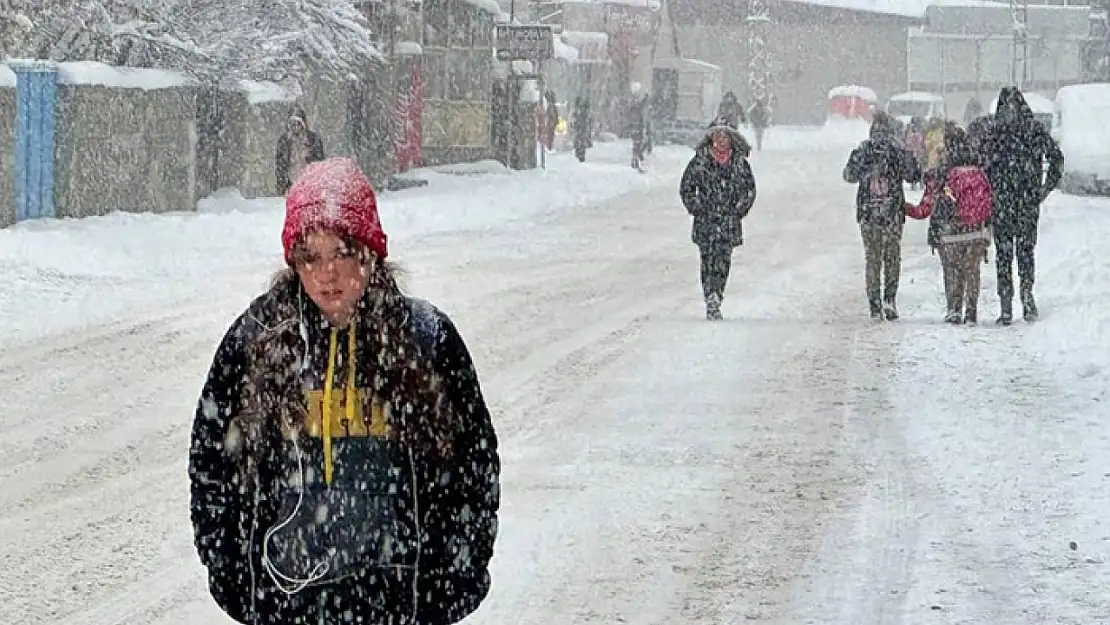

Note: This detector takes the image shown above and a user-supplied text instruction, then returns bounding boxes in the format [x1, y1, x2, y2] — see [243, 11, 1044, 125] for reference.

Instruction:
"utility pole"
[747, 0, 771, 105]
[1009, 0, 1029, 87]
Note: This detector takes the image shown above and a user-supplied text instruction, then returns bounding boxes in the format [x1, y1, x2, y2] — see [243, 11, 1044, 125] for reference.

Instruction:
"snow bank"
[239, 80, 298, 104]
[56, 61, 194, 90]
[828, 85, 877, 101]
[0, 64, 13, 88]
[0, 141, 692, 343]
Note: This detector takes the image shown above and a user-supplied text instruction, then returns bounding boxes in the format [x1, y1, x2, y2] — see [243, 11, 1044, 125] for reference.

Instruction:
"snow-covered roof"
[459, 0, 502, 13]
[239, 80, 299, 104]
[828, 85, 877, 101]
[0, 64, 14, 88]
[785, 0, 1008, 19]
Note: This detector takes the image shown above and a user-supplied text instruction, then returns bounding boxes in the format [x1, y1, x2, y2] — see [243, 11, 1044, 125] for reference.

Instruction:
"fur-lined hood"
[695, 125, 752, 159]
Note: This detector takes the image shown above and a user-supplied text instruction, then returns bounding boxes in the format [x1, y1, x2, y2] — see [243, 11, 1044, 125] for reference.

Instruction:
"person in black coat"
[843, 111, 923, 320]
[189, 158, 499, 625]
[679, 118, 757, 320]
[980, 86, 1064, 324]
[275, 106, 326, 196]
[571, 96, 593, 162]
[716, 91, 746, 128]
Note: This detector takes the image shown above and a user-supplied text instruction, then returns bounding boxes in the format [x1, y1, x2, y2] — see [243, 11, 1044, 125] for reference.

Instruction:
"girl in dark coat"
[679, 118, 757, 320]
[188, 157, 500, 625]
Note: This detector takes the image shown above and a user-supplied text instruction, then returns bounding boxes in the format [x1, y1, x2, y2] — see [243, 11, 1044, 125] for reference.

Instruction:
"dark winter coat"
[843, 120, 922, 228]
[276, 108, 326, 196]
[627, 94, 649, 142]
[572, 99, 593, 150]
[716, 93, 746, 128]
[748, 101, 771, 129]
[188, 274, 499, 625]
[980, 88, 1063, 229]
[680, 129, 756, 248]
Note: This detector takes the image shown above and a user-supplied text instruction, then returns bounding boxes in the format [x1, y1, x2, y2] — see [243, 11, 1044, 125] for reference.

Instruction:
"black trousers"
[993, 220, 1037, 300]
[699, 243, 733, 299]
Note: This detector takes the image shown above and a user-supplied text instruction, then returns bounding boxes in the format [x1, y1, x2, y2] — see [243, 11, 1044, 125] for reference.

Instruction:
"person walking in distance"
[843, 111, 923, 320]
[275, 106, 325, 196]
[905, 126, 994, 324]
[680, 117, 757, 320]
[981, 86, 1064, 324]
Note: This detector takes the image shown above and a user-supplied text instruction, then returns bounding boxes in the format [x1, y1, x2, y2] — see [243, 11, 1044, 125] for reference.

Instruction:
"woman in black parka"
[188, 157, 500, 625]
[679, 118, 757, 320]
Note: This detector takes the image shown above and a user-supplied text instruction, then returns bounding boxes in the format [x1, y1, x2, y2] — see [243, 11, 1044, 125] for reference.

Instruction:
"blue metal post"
[11, 60, 58, 221]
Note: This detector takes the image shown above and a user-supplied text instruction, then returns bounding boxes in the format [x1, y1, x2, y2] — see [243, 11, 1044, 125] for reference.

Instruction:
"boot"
[1021, 283, 1039, 322]
[882, 300, 899, 321]
[997, 298, 1013, 326]
[944, 310, 962, 324]
[869, 298, 882, 320]
[706, 293, 723, 321]
[964, 305, 977, 325]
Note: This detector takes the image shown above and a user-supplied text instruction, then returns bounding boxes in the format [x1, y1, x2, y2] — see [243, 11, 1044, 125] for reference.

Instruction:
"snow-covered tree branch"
[1, 0, 382, 87]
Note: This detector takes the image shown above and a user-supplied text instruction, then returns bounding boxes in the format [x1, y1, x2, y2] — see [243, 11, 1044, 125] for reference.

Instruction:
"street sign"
[495, 24, 554, 61]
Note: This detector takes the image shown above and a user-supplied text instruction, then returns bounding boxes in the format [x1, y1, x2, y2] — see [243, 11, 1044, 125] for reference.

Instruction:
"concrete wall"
[0, 87, 14, 227]
[53, 85, 197, 218]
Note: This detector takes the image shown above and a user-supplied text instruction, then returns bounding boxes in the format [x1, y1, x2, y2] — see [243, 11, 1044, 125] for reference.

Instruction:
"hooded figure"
[843, 111, 923, 320]
[716, 91, 746, 128]
[276, 106, 326, 196]
[906, 126, 994, 324]
[679, 117, 757, 320]
[981, 86, 1064, 324]
[189, 158, 500, 625]
[571, 96, 593, 162]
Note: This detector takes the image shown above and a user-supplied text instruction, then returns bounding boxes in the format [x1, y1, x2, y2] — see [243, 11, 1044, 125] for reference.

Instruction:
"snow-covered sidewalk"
[0, 140, 688, 345]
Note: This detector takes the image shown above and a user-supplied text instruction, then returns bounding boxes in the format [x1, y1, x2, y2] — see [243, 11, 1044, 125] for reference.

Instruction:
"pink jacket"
[906, 166, 993, 228]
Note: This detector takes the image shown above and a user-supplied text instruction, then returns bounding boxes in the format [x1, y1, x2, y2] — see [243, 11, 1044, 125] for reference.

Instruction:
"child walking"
[906, 126, 993, 324]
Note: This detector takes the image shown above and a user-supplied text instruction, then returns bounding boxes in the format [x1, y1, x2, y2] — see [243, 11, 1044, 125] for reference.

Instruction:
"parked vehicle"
[885, 91, 945, 126]
[1053, 83, 1110, 195]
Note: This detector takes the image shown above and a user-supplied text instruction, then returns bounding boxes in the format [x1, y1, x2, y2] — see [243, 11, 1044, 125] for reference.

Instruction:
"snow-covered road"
[4, 129, 1110, 624]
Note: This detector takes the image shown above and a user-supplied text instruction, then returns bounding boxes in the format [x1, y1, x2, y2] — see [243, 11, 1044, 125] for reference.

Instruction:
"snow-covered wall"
[53, 82, 199, 219]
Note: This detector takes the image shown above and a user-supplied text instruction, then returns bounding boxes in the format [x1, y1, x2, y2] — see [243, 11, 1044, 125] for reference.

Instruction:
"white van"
[885, 91, 946, 126]
[1053, 84, 1110, 195]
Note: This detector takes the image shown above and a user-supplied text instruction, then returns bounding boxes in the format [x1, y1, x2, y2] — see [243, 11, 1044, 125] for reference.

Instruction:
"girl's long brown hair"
[237, 244, 457, 484]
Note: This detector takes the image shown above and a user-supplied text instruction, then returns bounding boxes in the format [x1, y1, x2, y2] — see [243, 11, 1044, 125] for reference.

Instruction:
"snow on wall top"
[0, 60, 193, 90]
[58, 62, 194, 89]
[459, 0, 502, 13]
[828, 85, 877, 101]
[787, 0, 1008, 19]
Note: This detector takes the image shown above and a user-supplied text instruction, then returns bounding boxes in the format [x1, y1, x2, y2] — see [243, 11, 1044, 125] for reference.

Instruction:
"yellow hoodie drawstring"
[320, 321, 358, 487]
